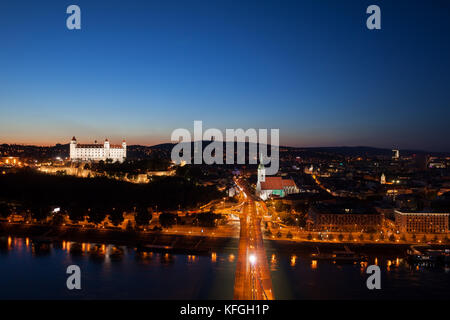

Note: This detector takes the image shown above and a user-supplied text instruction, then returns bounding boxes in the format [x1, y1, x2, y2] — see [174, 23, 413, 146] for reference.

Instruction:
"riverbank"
[1, 222, 446, 256]
[265, 238, 413, 256]
[0, 222, 238, 255]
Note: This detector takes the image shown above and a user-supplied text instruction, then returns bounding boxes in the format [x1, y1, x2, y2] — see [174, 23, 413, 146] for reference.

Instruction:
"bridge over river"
[234, 179, 274, 300]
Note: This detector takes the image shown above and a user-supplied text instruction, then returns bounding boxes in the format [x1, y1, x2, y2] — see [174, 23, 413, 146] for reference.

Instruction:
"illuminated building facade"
[394, 210, 449, 234]
[308, 204, 383, 232]
[0, 157, 22, 167]
[70, 137, 126, 163]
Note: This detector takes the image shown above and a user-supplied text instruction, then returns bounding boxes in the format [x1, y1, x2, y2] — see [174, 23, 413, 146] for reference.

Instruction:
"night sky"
[0, 0, 449, 151]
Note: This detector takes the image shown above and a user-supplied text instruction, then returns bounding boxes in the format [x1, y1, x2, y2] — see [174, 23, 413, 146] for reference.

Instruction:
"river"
[0, 237, 449, 299]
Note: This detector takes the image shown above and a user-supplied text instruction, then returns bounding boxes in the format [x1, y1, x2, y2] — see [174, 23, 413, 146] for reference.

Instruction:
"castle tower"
[122, 139, 127, 158]
[70, 136, 77, 160]
[104, 138, 110, 159]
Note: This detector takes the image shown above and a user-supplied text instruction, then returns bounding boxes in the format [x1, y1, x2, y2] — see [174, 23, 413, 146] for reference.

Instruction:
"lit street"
[234, 179, 274, 300]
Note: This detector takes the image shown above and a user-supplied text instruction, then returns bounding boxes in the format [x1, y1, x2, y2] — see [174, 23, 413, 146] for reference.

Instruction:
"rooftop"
[312, 202, 378, 215]
[260, 176, 296, 190]
[395, 209, 450, 216]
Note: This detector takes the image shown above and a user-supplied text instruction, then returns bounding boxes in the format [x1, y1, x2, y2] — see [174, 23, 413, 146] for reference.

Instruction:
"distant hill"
[1, 141, 448, 160]
[289, 146, 432, 157]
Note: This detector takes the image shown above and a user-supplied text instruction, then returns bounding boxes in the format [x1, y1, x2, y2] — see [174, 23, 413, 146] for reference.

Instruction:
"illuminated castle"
[70, 137, 126, 163]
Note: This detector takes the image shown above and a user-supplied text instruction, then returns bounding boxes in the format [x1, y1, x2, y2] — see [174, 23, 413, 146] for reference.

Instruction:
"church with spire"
[256, 154, 299, 200]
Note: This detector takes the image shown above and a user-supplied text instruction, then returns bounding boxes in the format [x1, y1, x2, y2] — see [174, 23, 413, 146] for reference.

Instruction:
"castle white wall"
[70, 139, 126, 163]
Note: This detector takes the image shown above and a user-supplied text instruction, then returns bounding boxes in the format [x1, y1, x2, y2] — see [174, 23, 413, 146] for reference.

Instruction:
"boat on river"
[310, 246, 368, 263]
[407, 246, 450, 264]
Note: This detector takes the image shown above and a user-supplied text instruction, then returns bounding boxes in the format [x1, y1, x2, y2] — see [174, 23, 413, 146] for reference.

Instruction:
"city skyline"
[1, 0, 450, 151]
[1, 137, 447, 156]
[1, 0, 450, 306]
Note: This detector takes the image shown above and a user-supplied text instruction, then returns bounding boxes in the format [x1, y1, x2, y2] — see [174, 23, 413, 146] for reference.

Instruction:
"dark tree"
[29, 204, 51, 222]
[135, 207, 152, 227]
[159, 213, 178, 228]
[126, 220, 134, 231]
[176, 165, 204, 182]
[51, 213, 65, 226]
[0, 169, 224, 224]
[109, 207, 125, 226]
[195, 212, 222, 228]
[68, 205, 87, 222]
[88, 207, 107, 225]
[0, 203, 10, 218]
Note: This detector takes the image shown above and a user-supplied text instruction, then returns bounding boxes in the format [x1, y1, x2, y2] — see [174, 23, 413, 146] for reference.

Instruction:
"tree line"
[0, 169, 224, 225]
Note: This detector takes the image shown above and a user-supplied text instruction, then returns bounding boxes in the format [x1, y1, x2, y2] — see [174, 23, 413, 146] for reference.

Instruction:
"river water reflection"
[0, 237, 449, 299]
[269, 251, 450, 299]
[0, 237, 236, 299]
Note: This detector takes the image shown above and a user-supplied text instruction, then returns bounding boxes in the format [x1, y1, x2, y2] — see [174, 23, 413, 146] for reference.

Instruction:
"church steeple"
[258, 153, 265, 183]
[380, 173, 386, 185]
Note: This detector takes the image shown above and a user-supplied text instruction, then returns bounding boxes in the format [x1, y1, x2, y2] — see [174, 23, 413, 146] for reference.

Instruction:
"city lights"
[0, 0, 449, 306]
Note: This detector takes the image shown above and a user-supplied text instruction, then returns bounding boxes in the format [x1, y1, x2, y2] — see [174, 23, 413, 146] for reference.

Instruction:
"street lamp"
[249, 254, 257, 265]
[248, 253, 257, 299]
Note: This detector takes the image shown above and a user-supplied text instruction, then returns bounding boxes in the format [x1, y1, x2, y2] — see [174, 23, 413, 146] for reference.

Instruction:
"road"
[233, 179, 274, 300]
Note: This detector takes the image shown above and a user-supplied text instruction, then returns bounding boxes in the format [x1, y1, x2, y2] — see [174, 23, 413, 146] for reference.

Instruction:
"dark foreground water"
[270, 252, 450, 299]
[0, 237, 449, 299]
[0, 237, 236, 299]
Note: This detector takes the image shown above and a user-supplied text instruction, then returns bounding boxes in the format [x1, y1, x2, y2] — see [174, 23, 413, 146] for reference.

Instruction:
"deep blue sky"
[0, 0, 449, 151]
